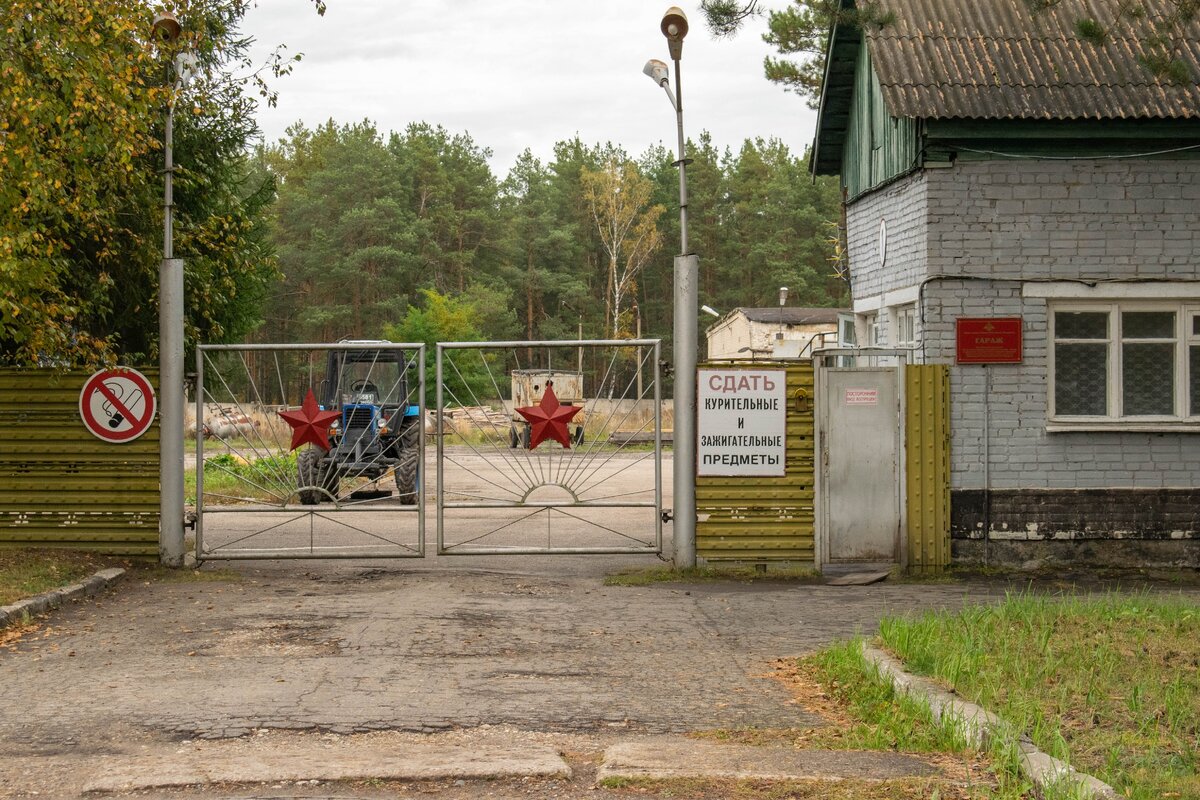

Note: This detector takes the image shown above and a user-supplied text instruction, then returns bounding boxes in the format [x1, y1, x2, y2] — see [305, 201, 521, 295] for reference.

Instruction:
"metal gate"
[194, 342, 425, 560]
[435, 340, 662, 555]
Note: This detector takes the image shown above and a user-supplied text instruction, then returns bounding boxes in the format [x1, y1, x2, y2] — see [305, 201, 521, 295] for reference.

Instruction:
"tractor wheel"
[521, 423, 531, 449]
[395, 423, 420, 505]
[509, 425, 519, 449]
[572, 425, 584, 446]
[297, 448, 326, 505]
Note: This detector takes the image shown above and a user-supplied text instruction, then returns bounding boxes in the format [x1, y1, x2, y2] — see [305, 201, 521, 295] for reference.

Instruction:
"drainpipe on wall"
[983, 365, 991, 567]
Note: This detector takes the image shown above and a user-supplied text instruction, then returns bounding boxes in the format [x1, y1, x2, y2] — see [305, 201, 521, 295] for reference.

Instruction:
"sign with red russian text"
[697, 369, 786, 477]
[844, 388, 879, 406]
[79, 368, 157, 443]
[956, 318, 1023, 364]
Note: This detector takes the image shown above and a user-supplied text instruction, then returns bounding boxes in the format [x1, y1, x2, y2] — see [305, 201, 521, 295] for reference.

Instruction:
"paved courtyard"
[0, 548, 1022, 798]
[4, 451, 1184, 798]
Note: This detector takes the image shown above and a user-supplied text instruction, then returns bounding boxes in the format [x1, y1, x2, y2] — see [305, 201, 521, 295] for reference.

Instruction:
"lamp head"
[701, 305, 720, 318]
[660, 6, 688, 60]
[643, 59, 670, 86]
[778, 286, 789, 306]
[151, 12, 182, 46]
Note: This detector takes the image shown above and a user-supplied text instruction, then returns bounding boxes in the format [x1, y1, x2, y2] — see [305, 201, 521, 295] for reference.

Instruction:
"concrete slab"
[825, 570, 892, 586]
[597, 737, 941, 783]
[83, 740, 571, 794]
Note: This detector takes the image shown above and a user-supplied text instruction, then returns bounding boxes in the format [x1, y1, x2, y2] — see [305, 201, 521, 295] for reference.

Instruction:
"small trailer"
[509, 369, 585, 448]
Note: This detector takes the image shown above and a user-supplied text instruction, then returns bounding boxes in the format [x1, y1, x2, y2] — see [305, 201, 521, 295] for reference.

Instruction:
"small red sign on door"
[956, 318, 1022, 364]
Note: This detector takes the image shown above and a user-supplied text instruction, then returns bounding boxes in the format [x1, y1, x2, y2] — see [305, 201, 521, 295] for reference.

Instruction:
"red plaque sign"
[956, 318, 1022, 364]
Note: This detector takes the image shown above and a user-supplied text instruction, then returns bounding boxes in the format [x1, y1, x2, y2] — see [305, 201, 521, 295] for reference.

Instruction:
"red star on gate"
[277, 388, 341, 451]
[516, 382, 581, 450]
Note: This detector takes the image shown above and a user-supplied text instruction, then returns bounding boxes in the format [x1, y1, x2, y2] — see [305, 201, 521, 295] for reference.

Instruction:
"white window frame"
[864, 312, 886, 347]
[1048, 300, 1200, 430]
[892, 304, 917, 348]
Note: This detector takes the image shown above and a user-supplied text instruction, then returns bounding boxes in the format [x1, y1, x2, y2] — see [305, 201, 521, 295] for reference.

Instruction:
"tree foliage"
[260, 121, 844, 393]
[382, 288, 502, 407]
[0, 0, 288, 366]
[580, 158, 664, 339]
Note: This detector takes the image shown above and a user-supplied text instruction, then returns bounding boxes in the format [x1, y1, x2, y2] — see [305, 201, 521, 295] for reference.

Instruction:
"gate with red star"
[434, 340, 663, 556]
[192, 339, 664, 560]
[193, 342, 427, 560]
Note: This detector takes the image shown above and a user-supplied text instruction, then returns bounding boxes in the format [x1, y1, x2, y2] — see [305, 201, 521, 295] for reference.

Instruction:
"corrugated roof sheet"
[739, 307, 844, 325]
[868, 0, 1200, 119]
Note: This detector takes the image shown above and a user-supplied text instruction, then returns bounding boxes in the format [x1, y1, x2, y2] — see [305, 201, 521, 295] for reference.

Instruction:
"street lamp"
[777, 286, 788, 340]
[645, 6, 697, 568]
[152, 11, 195, 567]
[701, 305, 720, 318]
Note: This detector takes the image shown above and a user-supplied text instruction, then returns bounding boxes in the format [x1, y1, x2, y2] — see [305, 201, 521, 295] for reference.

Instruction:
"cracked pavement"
[0, 551, 1023, 798]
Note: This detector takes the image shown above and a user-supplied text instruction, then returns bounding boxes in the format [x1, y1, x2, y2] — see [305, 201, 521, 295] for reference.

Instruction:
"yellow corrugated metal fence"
[0, 369, 160, 555]
[904, 364, 951, 572]
[696, 362, 815, 563]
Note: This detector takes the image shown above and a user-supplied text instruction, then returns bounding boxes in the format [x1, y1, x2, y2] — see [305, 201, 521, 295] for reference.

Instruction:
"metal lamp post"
[778, 285, 788, 340]
[152, 11, 195, 566]
[645, 6, 697, 568]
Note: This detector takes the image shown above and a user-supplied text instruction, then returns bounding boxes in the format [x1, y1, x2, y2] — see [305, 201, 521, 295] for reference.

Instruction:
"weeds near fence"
[0, 549, 126, 606]
[877, 592, 1200, 800]
[185, 452, 299, 504]
[705, 642, 1034, 798]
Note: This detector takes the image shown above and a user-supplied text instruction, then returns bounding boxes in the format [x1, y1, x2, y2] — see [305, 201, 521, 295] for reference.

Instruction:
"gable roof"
[868, 0, 1200, 121]
[813, 0, 1200, 173]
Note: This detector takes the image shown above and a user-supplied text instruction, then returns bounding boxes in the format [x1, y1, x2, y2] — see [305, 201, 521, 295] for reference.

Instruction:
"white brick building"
[811, 0, 1200, 566]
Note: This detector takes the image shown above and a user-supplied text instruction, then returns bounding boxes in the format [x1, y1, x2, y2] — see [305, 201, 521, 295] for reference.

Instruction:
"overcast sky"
[241, 0, 820, 175]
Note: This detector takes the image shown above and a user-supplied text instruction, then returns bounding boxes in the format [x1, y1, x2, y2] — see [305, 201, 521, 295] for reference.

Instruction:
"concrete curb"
[597, 737, 941, 784]
[0, 567, 126, 629]
[83, 741, 572, 793]
[862, 645, 1119, 800]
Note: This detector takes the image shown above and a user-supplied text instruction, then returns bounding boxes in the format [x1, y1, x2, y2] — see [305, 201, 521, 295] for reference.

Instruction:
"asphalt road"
[6, 448, 1188, 798]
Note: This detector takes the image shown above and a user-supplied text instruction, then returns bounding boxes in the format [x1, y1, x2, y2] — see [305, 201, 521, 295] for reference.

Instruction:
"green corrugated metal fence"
[905, 364, 951, 573]
[0, 369, 160, 555]
[696, 363, 816, 563]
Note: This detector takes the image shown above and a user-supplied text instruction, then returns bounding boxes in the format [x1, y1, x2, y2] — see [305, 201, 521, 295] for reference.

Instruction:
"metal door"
[817, 356, 903, 566]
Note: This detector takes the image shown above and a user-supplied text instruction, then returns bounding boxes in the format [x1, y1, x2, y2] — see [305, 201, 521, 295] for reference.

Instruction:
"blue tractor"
[297, 345, 421, 505]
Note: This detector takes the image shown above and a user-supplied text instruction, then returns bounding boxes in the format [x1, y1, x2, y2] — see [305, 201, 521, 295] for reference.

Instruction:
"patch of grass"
[598, 775, 999, 799]
[878, 591, 1200, 800]
[129, 564, 241, 583]
[0, 548, 240, 611]
[187, 451, 299, 504]
[0, 548, 127, 606]
[710, 648, 1035, 799]
[604, 564, 820, 586]
[775, 642, 974, 754]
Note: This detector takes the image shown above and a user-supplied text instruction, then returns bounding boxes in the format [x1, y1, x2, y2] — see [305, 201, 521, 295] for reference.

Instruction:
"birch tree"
[580, 158, 664, 339]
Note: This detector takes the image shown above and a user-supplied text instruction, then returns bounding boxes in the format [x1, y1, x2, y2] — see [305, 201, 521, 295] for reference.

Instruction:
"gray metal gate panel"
[435, 340, 662, 555]
[195, 342, 425, 560]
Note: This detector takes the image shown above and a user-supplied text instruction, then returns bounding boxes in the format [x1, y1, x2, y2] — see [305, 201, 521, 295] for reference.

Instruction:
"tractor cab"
[297, 343, 421, 506]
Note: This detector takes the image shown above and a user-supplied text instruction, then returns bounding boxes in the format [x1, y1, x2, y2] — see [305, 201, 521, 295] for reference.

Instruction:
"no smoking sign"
[79, 368, 157, 443]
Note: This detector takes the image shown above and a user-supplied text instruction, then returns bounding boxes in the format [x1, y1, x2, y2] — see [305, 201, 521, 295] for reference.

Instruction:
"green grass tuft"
[877, 591, 1200, 800]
